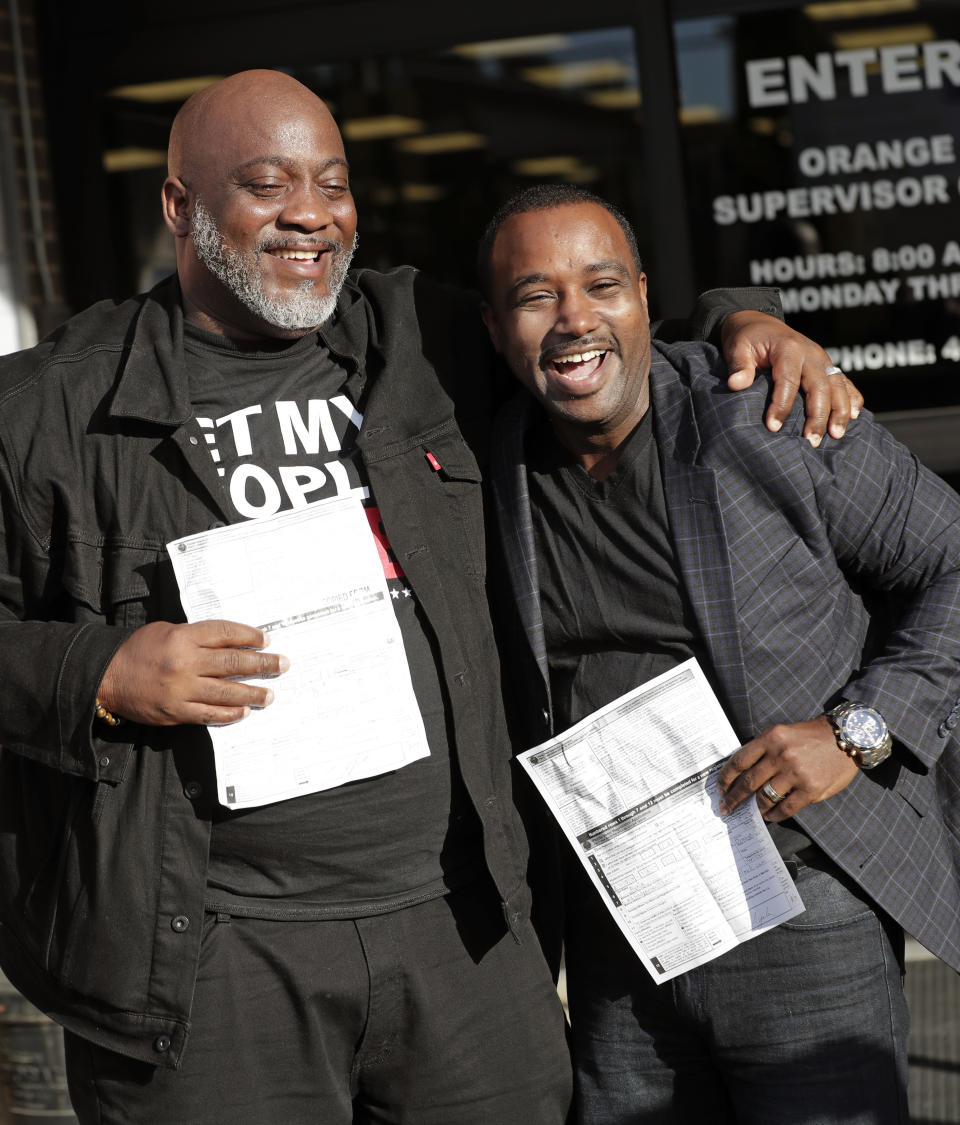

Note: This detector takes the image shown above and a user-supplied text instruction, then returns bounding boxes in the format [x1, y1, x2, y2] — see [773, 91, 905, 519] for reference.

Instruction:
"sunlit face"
[482, 202, 651, 454]
[181, 106, 358, 336]
[191, 197, 356, 331]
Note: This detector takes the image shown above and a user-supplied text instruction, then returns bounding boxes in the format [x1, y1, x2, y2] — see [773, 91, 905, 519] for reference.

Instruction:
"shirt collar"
[109, 272, 372, 426]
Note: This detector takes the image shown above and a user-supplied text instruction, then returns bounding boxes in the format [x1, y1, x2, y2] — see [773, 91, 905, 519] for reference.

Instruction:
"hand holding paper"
[518, 659, 804, 983]
[718, 715, 859, 821]
[166, 495, 431, 809]
[98, 619, 288, 726]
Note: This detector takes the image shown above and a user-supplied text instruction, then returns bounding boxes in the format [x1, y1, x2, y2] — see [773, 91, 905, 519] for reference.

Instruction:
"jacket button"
[189, 436, 199, 445]
[947, 714, 959, 730]
[153, 1035, 171, 1053]
[171, 915, 190, 933]
[184, 781, 202, 799]
[940, 722, 951, 737]
[98, 755, 110, 768]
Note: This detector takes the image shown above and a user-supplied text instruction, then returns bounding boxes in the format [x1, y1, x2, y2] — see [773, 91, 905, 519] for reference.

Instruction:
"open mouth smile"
[543, 344, 613, 392]
[268, 248, 325, 262]
[551, 348, 607, 378]
[260, 244, 337, 281]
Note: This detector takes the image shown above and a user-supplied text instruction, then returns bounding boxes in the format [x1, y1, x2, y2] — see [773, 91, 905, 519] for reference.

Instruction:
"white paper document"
[168, 496, 430, 809]
[518, 659, 803, 982]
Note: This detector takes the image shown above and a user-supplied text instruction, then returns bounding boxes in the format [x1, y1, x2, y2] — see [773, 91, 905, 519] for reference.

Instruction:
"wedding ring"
[824, 365, 843, 376]
[761, 781, 785, 804]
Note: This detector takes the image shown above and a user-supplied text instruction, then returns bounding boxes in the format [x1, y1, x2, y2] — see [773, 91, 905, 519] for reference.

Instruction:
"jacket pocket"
[418, 432, 487, 582]
[57, 539, 161, 628]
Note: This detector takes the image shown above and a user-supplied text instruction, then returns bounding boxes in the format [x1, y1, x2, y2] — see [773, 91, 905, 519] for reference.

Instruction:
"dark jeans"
[65, 882, 572, 1124]
[566, 853, 909, 1124]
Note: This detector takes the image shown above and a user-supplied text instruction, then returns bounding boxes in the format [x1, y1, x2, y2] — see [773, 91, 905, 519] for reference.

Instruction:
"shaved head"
[162, 69, 357, 339]
[167, 70, 335, 185]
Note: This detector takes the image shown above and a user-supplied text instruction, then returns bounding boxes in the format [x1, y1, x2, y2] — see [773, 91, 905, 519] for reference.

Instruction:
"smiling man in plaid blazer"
[480, 184, 960, 1125]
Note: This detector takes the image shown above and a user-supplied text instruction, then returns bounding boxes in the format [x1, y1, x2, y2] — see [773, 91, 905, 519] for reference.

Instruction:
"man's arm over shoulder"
[659, 286, 784, 341]
[654, 286, 862, 443]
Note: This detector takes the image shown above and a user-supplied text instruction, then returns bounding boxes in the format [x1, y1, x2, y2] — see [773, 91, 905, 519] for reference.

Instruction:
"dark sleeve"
[0, 360, 132, 779]
[652, 286, 785, 345]
[0, 477, 131, 779]
[809, 415, 960, 770]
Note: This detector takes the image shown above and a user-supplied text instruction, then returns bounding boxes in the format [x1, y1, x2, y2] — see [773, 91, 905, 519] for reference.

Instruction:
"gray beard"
[190, 198, 356, 331]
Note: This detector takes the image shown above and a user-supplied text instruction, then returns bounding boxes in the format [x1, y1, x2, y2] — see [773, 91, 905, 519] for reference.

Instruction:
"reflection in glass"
[100, 28, 647, 299]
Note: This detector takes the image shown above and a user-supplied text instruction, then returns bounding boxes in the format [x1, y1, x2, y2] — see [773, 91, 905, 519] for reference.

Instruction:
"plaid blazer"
[491, 338, 960, 972]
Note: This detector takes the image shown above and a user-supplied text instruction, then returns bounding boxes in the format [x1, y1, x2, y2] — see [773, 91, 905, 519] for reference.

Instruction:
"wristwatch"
[825, 702, 893, 769]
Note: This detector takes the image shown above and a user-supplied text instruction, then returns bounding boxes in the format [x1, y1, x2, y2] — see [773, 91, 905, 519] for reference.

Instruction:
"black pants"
[65, 884, 572, 1124]
[566, 854, 908, 1124]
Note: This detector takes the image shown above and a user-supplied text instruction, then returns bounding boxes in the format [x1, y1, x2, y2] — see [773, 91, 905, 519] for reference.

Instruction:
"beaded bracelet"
[95, 698, 121, 727]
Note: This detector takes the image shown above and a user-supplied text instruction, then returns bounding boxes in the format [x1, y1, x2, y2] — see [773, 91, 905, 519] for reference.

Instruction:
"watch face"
[840, 707, 885, 750]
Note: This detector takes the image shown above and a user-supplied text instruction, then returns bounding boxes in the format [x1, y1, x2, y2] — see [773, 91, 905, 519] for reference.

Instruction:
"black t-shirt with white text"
[184, 323, 482, 919]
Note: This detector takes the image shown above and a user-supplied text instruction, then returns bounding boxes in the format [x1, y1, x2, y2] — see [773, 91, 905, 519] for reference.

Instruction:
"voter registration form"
[519, 659, 803, 982]
[168, 495, 430, 810]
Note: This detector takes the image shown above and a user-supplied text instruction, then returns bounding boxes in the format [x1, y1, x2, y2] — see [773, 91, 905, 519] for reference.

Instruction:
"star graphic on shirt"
[402, 587, 412, 598]
[391, 588, 401, 599]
